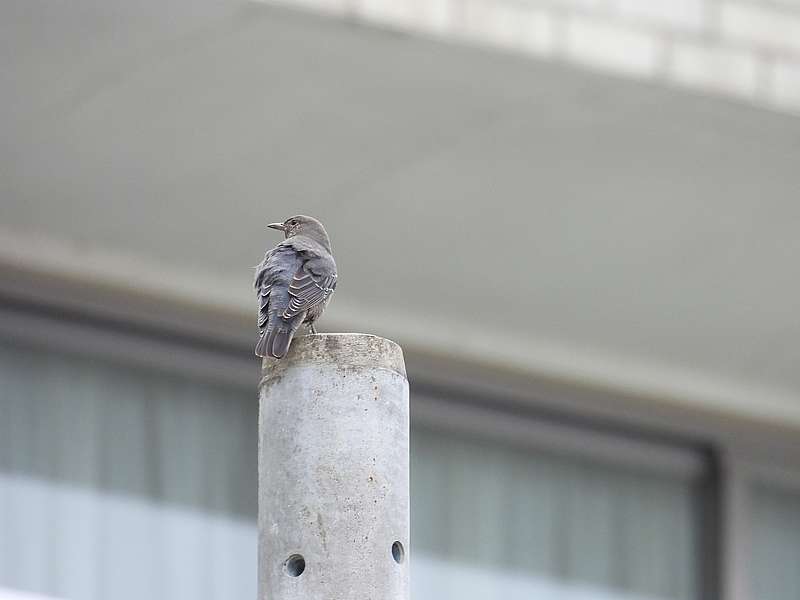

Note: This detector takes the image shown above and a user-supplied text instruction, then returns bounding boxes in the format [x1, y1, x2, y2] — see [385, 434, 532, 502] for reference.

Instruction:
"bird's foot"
[308, 323, 318, 335]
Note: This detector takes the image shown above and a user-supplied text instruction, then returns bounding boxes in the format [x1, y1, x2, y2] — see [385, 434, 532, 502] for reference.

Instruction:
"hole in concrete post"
[391, 541, 405, 564]
[284, 554, 306, 577]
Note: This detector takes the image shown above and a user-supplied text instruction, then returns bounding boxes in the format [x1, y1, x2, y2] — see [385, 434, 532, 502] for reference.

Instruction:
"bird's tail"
[254, 333, 269, 358]
[255, 327, 295, 359]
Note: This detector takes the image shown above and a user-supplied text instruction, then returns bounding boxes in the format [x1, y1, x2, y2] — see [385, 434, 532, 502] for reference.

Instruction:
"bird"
[254, 215, 337, 359]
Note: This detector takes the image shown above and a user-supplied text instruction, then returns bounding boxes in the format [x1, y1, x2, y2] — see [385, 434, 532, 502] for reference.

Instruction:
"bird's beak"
[267, 222, 286, 232]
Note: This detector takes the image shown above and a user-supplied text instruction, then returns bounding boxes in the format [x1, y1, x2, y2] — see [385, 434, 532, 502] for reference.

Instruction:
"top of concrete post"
[260, 333, 406, 382]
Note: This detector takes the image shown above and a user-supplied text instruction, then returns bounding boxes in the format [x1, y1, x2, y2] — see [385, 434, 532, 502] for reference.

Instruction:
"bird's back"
[254, 235, 336, 358]
[257, 245, 300, 310]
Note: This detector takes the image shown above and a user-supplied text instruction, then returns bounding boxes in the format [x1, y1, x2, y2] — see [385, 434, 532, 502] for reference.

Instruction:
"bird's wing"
[282, 263, 337, 319]
[254, 246, 288, 332]
[257, 279, 272, 329]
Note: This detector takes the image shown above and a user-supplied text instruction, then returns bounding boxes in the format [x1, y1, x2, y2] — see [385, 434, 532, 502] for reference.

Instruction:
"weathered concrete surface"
[258, 333, 409, 600]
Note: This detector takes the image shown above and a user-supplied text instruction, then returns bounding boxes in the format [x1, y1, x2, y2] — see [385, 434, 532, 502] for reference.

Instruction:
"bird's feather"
[283, 268, 336, 319]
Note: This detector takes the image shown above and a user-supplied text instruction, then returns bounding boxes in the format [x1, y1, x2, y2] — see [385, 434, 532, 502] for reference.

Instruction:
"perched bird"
[254, 215, 337, 358]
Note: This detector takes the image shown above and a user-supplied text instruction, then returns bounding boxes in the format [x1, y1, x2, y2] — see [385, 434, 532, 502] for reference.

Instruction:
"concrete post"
[258, 333, 409, 600]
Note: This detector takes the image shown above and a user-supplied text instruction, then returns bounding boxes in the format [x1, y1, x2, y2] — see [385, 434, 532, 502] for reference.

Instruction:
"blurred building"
[2, 1, 800, 599]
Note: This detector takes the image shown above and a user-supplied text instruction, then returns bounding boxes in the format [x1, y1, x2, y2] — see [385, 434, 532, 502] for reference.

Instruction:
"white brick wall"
[771, 61, 800, 108]
[269, 0, 347, 15]
[565, 17, 662, 77]
[459, 0, 556, 56]
[263, 0, 800, 114]
[545, 0, 615, 10]
[616, 0, 707, 32]
[721, 3, 800, 55]
[670, 42, 759, 98]
[359, 0, 454, 33]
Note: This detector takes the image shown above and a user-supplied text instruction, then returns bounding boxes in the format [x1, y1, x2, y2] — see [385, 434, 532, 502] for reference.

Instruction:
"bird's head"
[268, 215, 331, 250]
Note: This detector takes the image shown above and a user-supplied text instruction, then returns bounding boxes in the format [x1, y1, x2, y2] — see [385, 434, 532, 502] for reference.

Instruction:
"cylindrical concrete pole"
[258, 333, 409, 600]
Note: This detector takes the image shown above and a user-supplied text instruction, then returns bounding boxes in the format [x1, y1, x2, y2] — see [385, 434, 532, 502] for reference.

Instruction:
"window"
[751, 483, 800, 600]
[7, 298, 792, 600]
[411, 422, 705, 600]
[0, 339, 257, 600]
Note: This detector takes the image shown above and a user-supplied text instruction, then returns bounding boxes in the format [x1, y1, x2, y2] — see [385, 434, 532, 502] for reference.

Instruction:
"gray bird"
[254, 215, 337, 358]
